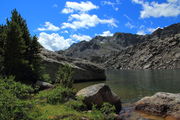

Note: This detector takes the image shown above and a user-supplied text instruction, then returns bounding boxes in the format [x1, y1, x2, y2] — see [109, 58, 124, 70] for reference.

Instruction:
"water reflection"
[74, 69, 180, 103]
[106, 69, 180, 103]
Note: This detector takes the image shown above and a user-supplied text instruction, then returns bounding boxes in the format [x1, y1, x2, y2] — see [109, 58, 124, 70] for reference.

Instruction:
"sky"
[1, 0, 180, 51]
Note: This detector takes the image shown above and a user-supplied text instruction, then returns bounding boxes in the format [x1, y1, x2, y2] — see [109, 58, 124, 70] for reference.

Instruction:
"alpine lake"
[74, 69, 180, 120]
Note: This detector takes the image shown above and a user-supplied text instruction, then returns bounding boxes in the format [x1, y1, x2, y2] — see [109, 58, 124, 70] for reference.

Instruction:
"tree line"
[0, 9, 41, 84]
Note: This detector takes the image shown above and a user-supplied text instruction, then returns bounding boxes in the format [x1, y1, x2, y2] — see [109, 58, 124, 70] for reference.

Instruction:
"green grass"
[34, 87, 105, 120]
[37, 104, 104, 120]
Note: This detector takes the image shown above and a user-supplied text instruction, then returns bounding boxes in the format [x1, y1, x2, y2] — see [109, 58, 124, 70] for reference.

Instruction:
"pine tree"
[4, 9, 42, 83]
[4, 21, 27, 79]
[29, 36, 42, 80]
[10, 9, 32, 62]
[0, 25, 7, 74]
[0, 25, 6, 52]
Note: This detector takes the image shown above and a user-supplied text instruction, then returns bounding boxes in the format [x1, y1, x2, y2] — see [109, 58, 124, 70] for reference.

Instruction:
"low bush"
[100, 103, 116, 120]
[56, 64, 74, 88]
[100, 102, 116, 115]
[0, 77, 40, 120]
[47, 86, 75, 104]
[0, 87, 16, 120]
[10, 100, 41, 120]
[0, 76, 34, 99]
[0, 82, 38, 120]
[42, 73, 51, 83]
[65, 98, 87, 111]
[92, 103, 116, 120]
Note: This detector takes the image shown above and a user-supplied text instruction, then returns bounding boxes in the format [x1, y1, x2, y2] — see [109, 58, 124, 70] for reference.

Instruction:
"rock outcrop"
[61, 23, 180, 70]
[40, 48, 106, 82]
[135, 92, 180, 120]
[76, 83, 121, 113]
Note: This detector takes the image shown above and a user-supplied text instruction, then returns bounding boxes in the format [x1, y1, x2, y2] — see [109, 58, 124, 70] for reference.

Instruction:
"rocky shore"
[135, 92, 180, 120]
[75, 84, 180, 120]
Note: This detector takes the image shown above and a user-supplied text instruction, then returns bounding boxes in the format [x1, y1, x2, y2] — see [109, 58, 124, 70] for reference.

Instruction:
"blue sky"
[1, 0, 180, 51]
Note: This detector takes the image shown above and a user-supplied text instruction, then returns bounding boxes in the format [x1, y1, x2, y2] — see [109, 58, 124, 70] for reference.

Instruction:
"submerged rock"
[135, 92, 180, 120]
[76, 83, 121, 113]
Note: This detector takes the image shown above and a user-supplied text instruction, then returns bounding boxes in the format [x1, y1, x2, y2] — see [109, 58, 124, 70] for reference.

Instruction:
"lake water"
[74, 69, 180, 104]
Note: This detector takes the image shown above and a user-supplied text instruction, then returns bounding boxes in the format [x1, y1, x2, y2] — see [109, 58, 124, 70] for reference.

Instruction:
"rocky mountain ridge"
[61, 23, 180, 69]
[61, 32, 147, 63]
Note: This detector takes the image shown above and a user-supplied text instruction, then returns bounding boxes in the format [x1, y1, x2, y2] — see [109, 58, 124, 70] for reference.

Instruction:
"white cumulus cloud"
[132, 0, 180, 18]
[70, 34, 92, 42]
[98, 31, 114, 36]
[62, 1, 99, 14]
[137, 30, 146, 35]
[38, 32, 73, 51]
[61, 13, 117, 30]
[37, 22, 60, 31]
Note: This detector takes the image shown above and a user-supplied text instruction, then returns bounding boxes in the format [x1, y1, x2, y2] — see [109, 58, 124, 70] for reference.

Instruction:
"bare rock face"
[104, 23, 180, 69]
[40, 48, 106, 82]
[105, 31, 180, 70]
[61, 23, 180, 70]
[62, 33, 145, 64]
[135, 92, 180, 120]
[76, 83, 121, 113]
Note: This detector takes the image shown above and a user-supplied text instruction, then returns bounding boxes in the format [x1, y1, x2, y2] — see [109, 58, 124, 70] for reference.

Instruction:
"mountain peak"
[61, 23, 180, 69]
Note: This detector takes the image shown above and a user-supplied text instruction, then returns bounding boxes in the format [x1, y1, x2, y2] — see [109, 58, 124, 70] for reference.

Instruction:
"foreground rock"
[135, 92, 180, 120]
[35, 80, 54, 90]
[76, 83, 121, 113]
[40, 48, 106, 82]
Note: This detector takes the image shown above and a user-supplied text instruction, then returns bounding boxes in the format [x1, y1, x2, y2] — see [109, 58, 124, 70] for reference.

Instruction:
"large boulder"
[135, 92, 180, 120]
[35, 80, 54, 90]
[40, 48, 106, 82]
[76, 83, 121, 113]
